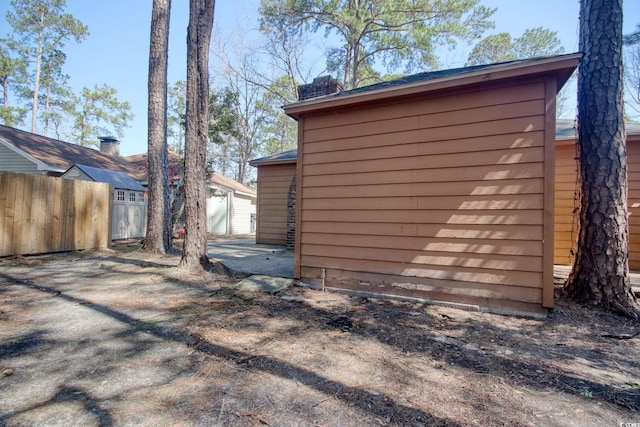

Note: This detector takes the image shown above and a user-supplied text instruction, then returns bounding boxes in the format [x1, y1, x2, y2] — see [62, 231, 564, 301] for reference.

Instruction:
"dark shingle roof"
[556, 119, 640, 139]
[556, 119, 578, 139]
[336, 54, 580, 98]
[0, 124, 129, 173]
[249, 149, 297, 165]
[66, 164, 145, 191]
[123, 151, 183, 182]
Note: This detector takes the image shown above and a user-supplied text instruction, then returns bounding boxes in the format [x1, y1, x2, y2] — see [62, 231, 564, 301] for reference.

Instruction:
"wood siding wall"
[0, 172, 112, 256]
[554, 136, 640, 269]
[256, 163, 296, 244]
[0, 144, 45, 175]
[230, 193, 256, 235]
[296, 79, 556, 312]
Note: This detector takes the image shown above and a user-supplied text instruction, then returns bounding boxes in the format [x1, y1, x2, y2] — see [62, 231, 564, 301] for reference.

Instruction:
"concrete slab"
[207, 238, 294, 278]
[236, 275, 293, 293]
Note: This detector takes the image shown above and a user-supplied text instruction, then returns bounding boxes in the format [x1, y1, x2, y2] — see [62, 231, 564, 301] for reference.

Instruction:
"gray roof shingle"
[66, 164, 145, 191]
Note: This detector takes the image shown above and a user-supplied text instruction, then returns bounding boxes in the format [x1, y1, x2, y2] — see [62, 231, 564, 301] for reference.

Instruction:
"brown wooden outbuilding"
[250, 150, 297, 245]
[554, 120, 640, 269]
[283, 54, 581, 315]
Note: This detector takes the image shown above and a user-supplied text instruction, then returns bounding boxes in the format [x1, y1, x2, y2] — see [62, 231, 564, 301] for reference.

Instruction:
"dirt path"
[1, 244, 639, 426]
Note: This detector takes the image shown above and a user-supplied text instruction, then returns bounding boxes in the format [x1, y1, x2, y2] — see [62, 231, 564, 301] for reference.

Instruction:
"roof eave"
[284, 53, 582, 119]
[249, 158, 297, 167]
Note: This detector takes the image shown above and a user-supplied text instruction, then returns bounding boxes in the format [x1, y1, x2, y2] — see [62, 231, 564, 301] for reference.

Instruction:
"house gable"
[0, 137, 57, 175]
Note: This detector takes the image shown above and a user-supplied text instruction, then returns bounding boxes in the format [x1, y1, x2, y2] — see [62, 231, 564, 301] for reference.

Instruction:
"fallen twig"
[601, 331, 640, 340]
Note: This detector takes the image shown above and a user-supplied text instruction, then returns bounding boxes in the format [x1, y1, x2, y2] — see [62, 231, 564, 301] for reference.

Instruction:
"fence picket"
[0, 172, 112, 256]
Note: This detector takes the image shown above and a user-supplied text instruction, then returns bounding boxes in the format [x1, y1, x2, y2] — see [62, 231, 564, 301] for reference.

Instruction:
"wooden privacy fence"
[0, 172, 113, 256]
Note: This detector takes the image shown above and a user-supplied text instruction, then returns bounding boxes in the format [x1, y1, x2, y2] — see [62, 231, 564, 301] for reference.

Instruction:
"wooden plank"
[99, 183, 111, 248]
[29, 175, 44, 254]
[300, 255, 543, 287]
[555, 181, 580, 192]
[301, 233, 543, 256]
[306, 109, 546, 163]
[304, 163, 544, 188]
[11, 173, 26, 255]
[106, 184, 113, 248]
[258, 164, 297, 177]
[302, 194, 544, 211]
[301, 221, 543, 240]
[48, 177, 63, 252]
[303, 134, 544, 166]
[62, 179, 74, 251]
[555, 220, 578, 234]
[305, 117, 546, 158]
[303, 146, 545, 176]
[301, 243, 543, 272]
[0, 172, 14, 256]
[35, 176, 49, 254]
[554, 198, 578, 209]
[20, 174, 36, 254]
[295, 118, 304, 277]
[18, 174, 32, 254]
[304, 81, 545, 130]
[301, 209, 544, 225]
[300, 267, 543, 304]
[91, 183, 100, 248]
[302, 178, 544, 199]
[73, 181, 86, 249]
[542, 76, 557, 307]
[305, 120, 544, 157]
[304, 100, 545, 144]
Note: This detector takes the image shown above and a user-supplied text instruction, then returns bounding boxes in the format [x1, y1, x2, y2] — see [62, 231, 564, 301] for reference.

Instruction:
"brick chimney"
[297, 76, 343, 101]
[98, 136, 120, 157]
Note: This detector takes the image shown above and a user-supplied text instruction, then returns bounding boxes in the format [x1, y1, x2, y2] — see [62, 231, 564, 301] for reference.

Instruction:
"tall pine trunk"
[565, 0, 639, 318]
[179, 0, 215, 271]
[145, 0, 173, 254]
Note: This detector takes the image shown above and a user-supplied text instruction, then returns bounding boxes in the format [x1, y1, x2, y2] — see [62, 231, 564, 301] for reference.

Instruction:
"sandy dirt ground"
[0, 242, 639, 426]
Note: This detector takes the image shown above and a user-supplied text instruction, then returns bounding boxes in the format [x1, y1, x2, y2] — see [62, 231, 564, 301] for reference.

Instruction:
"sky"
[0, 0, 639, 156]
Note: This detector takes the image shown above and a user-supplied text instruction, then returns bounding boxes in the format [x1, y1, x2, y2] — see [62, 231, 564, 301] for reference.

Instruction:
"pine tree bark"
[144, 0, 173, 254]
[179, 0, 215, 271]
[565, 0, 639, 317]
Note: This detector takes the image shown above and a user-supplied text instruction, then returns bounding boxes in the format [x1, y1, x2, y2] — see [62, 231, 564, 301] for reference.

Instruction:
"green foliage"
[207, 86, 242, 179]
[167, 80, 187, 154]
[0, 44, 28, 126]
[207, 78, 268, 184]
[38, 48, 75, 136]
[209, 87, 240, 145]
[467, 27, 564, 65]
[625, 24, 640, 46]
[5, 0, 88, 132]
[260, 0, 495, 89]
[0, 105, 28, 128]
[72, 84, 133, 147]
[5, 0, 88, 54]
[257, 75, 298, 156]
